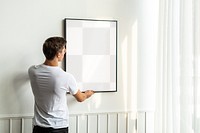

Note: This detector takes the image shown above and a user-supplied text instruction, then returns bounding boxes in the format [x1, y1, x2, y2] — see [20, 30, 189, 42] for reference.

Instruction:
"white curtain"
[155, 0, 200, 133]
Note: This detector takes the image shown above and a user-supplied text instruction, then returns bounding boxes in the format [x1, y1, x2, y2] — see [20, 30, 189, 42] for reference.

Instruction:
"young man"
[28, 37, 94, 133]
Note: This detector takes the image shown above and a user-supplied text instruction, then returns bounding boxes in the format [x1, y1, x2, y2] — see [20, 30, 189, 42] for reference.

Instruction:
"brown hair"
[43, 37, 66, 60]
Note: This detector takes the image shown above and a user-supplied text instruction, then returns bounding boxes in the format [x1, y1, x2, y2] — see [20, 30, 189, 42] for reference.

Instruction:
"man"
[28, 37, 94, 133]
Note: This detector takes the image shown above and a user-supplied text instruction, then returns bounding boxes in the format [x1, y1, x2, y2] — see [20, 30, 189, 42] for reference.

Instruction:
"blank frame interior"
[64, 18, 117, 92]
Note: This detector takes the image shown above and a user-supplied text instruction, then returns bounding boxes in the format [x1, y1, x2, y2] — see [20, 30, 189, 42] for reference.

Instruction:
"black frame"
[64, 18, 117, 93]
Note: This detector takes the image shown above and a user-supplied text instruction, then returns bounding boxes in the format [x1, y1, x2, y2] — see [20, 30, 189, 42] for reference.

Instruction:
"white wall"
[0, 0, 158, 132]
[0, 0, 137, 116]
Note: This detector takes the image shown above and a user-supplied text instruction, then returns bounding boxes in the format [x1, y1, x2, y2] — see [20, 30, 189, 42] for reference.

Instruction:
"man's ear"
[56, 52, 61, 58]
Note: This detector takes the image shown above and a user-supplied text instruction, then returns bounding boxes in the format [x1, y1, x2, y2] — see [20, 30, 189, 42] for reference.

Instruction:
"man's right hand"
[73, 89, 94, 102]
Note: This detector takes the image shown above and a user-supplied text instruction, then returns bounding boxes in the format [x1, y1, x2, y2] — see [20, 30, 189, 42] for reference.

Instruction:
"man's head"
[43, 37, 66, 61]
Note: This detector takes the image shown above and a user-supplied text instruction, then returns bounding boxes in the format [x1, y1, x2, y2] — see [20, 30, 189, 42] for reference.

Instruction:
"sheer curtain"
[155, 0, 200, 133]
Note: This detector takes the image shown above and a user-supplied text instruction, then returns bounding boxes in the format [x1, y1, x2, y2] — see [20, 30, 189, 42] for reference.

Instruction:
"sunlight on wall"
[196, 56, 200, 119]
[120, 20, 138, 112]
[131, 20, 138, 111]
[121, 36, 128, 111]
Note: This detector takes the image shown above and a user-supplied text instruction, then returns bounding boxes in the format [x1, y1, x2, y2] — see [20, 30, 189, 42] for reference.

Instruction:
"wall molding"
[0, 111, 137, 133]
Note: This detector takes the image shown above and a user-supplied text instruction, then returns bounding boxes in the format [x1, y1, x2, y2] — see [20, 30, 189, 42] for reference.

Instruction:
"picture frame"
[64, 18, 117, 92]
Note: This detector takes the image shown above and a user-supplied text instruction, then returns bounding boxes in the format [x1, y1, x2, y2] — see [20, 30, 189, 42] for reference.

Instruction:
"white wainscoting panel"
[108, 113, 118, 133]
[69, 116, 77, 133]
[0, 119, 9, 133]
[0, 111, 137, 133]
[137, 112, 146, 133]
[137, 111, 155, 133]
[88, 115, 98, 133]
[11, 118, 21, 133]
[118, 113, 127, 133]
[23, 118, 33, 133]
[98, 114, 108, 133]
[146, 112, 154, 133]
[77, 115, 88, 133]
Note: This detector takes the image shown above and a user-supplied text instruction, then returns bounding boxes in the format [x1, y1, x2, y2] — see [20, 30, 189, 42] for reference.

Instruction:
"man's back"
[28, 64, 77, 128]
[29, 37, 94, 133]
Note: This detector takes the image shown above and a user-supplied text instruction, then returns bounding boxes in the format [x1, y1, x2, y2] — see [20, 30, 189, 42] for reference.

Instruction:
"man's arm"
[73, 89, 94, 102]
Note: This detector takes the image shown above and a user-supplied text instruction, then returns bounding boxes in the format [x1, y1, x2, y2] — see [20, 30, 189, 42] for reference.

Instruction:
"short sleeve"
[67, 74, 79, 95]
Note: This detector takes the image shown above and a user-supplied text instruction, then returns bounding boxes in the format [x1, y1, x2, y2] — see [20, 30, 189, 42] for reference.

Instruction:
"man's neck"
[44, 59, 58, 66]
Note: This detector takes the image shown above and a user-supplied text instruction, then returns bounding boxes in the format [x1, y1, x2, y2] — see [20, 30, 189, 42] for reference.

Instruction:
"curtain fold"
[194, 0, 200, 132]
[155, 0, 199, 133]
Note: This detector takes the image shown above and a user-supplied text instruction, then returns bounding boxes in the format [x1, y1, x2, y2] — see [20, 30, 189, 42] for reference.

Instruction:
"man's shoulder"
[28, 64, 41, 70]
[28, 64, 45, 75]
[59, 71, 73, 78]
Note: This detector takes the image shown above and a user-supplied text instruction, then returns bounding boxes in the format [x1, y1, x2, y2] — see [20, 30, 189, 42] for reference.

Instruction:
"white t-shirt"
[28, 64, 78, 128]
